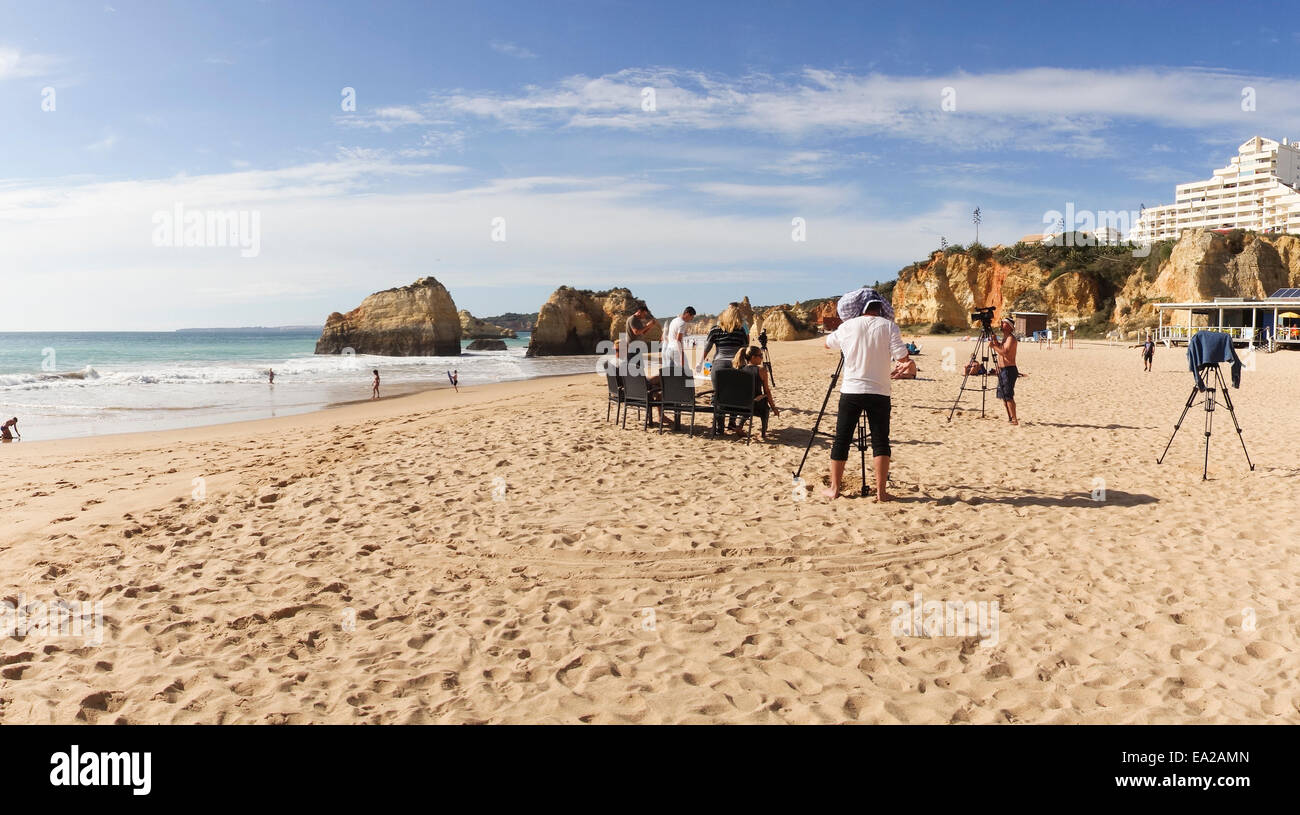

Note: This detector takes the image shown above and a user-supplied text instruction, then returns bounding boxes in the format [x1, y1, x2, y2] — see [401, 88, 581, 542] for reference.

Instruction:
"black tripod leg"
[1216, 368, 1255, 471]
[947, 333, 986, 422]
[1202, 387, 1214, 481]
[858, 412, 868, 497]
[794, 356, 842, 482]
[1157, 385, 1201, 464]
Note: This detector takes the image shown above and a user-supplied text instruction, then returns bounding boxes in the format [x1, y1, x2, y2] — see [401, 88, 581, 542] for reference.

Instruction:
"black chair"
[605, 372, 624, 423]
[621, 373, 662, 431]
[711, 368, 758, 444]
[659, 372, 700, 436]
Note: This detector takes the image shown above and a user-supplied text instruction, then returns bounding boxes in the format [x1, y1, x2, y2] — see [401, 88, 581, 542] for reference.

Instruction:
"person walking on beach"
[993, 317, 1020, 425]
[823, 296, 909, 502]
[447, 369, 459, 392]
[268, 368, 275, 385]
[1140, 335, 1155, 371]
[371, 369, 380, 399]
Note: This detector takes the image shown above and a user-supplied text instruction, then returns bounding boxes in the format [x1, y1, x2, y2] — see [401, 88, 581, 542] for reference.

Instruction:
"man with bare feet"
[372, 369, 380, 399]
[823, 296, 909, 501]
[993, 317, 1020, 425]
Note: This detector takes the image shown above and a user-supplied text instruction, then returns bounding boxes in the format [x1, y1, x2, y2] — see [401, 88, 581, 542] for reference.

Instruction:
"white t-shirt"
[663, 317, 687, 366]
[825, 315, 908, 396]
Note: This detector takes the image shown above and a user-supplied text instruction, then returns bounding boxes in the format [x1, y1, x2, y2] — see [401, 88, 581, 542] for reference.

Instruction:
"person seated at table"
[734, 346, 780, 439]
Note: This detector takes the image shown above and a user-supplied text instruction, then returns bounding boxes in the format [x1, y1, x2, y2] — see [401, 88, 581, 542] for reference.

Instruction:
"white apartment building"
[1133, 136, 1300, 241]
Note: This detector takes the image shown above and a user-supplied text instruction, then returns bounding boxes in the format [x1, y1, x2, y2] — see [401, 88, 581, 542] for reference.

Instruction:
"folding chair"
[622, 373, 662, 431]
[710, 368, 758, 444]
[605, 371, 624, 423]
[659, 372, 700, 436]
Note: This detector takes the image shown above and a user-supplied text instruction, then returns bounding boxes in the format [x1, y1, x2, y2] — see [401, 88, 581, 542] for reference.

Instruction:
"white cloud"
[422, 65, 1300, 157]
[0, 159, 950, 329]
[0, 46, 55, 80]
[489, 40, 536, 59]
[85, 130, 118, 152]
[691, 181, 855, 208]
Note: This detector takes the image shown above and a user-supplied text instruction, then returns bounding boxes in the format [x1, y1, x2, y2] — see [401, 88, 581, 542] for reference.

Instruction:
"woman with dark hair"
[734, 346, 779, 439]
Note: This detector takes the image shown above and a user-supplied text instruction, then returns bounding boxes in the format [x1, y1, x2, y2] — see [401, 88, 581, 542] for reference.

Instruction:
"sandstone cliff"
[315, 277, 461, 356]
[892, 230, 1300, 335]
[752, 305, 819, 341]
[525, 287, 662, 357]
[459, 310, 518, 339]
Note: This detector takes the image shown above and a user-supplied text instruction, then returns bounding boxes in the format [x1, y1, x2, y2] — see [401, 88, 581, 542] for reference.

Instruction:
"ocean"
[0, 330, 594, 441]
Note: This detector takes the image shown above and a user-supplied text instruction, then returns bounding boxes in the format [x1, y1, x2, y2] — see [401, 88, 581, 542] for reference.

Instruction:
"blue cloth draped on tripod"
[1187, 331, 1241, 391]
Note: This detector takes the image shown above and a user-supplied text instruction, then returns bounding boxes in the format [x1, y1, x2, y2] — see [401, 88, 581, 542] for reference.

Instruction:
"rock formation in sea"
[890, 229, 1300, 335]
[465, 338, 508, 351]
[315, 277, 461, 356]
[459, 310, 517, 339]
[525, 286, 661, 356]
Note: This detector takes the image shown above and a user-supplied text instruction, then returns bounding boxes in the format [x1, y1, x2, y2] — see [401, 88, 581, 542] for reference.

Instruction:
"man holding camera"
[993, 317, 1020, 425]
[823, 297, 909, 501]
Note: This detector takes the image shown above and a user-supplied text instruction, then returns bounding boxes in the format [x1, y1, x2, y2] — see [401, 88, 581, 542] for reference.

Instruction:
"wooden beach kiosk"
[1154, 288, 1300, 349]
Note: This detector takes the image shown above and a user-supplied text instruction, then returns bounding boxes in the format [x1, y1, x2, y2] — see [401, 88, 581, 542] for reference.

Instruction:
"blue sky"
[4, 0, 1300, 329]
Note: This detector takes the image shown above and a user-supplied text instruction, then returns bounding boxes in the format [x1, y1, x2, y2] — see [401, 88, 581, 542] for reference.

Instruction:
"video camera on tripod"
[946, 307, 1000, 421]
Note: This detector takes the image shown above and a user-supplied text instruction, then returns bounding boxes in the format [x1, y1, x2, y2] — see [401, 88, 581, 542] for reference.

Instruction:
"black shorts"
[996, 366, 1018, 400]
[831, 392, 891, 460]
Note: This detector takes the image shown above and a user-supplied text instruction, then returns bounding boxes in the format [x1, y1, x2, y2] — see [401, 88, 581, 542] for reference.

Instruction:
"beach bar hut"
[1154, 288, 1300, 349]
[1010, 311, 1049, 338]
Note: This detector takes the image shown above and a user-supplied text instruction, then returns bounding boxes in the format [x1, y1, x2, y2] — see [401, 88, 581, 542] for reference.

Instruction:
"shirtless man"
[992, 317, 1020, 425]
[0, 417, 19, 441]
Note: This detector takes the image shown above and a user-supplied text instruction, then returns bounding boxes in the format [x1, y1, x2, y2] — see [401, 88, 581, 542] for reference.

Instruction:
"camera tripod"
[792, 354, 871, 497]
[946, 324, 998, 421]
[760, 343, 776, 387]
[1156, 363, 1254, 480]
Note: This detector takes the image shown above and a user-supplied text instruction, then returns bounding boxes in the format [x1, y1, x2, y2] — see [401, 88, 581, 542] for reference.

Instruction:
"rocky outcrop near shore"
[525, 287, 661, 357]
[752, 306, 819, 341]
[315, 277, 461, 356]
[466, 338, 508, 351]
[459, 310, 517, 339]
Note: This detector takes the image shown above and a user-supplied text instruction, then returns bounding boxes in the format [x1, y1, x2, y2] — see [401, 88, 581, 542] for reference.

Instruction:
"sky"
[5, 0, 1300, 330]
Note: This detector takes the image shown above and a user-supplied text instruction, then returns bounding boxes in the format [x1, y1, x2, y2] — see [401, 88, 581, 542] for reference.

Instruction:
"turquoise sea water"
[0, 330, 592, 441]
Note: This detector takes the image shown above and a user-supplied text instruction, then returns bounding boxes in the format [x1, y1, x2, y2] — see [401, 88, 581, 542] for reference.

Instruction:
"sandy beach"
[1, 336, 1297, 724]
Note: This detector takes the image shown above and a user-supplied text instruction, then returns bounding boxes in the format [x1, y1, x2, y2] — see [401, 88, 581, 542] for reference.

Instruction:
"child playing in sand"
[372, 369, 380, 399]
